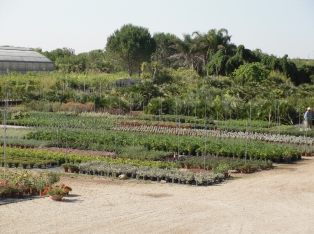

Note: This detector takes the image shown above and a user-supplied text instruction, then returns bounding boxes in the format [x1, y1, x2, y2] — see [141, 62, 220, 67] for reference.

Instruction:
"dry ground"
[1, 158, 314, 234]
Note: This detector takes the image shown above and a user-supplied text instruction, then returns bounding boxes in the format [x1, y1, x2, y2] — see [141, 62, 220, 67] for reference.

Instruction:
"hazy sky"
[0, 0, 313, 59]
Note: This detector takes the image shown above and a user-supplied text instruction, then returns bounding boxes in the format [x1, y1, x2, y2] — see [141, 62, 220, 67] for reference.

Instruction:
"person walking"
[304, 107, 313, 130]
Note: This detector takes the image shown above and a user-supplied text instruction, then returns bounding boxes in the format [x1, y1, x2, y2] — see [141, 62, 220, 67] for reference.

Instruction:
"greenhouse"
[114, 78, 142, 87]
[0, 46, 54, 74]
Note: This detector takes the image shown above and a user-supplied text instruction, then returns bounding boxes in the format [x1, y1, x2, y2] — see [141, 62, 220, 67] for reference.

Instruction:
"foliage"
[105, 24, 156, 76]
[193, 28, 236, 75]
[233, 62, 269, 85]
[206, 49, 229, 76]
[38, 48, 113, 73]
[0, 169, 61, 196]
[47, 183, 71, 196]
[168, 34, 200, 71]
[151, 33, 177, 69]
[225, 45, 258, 75]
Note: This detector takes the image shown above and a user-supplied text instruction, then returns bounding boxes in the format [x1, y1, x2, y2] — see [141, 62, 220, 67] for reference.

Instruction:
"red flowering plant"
[46, 183, 72, 197]
[0, 181, 10, 196]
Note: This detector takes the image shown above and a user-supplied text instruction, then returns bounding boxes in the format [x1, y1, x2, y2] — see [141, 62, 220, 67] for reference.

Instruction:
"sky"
[0, 0, 313, 59]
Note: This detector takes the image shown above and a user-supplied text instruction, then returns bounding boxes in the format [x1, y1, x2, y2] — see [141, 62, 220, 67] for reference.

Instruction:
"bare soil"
[1, 158, 314, 234]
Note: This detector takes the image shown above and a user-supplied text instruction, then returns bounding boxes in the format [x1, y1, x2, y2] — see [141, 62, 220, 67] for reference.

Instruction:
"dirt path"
[1, 158, 314, 234]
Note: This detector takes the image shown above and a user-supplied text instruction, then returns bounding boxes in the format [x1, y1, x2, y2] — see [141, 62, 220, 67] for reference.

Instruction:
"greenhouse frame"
[0, 46, 54, 75]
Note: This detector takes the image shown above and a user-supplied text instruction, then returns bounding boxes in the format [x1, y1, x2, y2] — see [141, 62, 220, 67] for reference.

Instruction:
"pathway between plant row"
[0, 157, 313, 234]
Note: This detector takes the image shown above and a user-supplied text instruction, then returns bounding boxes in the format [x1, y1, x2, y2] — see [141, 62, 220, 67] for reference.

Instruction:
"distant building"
[114, 78, 142, 87]
[0, 46, 54, 75]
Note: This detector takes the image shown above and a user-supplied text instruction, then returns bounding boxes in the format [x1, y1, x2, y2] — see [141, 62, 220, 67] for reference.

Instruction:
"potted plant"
[194, 172, 205, 186]
[29, 161, 35, 168]
[35, 161, 43, 169]
[35, 180, 47, 196]
[68, 164, 79, 173]
[47, 183, 71, 201]
[184, 161, 192, 169]
[0, 183, 12, 198]
[20, 161, 28, 169]
[10, 184, 19, 198]
[17, 183, 25, 197]
[7, 160, 13, 168]
[214, 163, 230, 178]
[13, 160, 20, 168]
[283, 150, 292, 164]
[61, 163, 70, 172]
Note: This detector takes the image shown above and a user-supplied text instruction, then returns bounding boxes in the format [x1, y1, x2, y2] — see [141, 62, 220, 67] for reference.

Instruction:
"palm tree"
[192, 28, 236, 74]
[168, 34, 201, 71]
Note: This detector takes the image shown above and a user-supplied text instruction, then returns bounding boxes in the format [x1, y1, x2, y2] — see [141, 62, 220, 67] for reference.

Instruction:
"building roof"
[0, 47, 52, 63]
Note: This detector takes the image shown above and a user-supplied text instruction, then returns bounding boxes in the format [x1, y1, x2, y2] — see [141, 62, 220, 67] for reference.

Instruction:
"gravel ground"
[0, 157, 314, 234]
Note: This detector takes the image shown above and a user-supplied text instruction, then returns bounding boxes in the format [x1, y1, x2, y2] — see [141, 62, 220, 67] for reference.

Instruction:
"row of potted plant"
[0, 146, 171, 169]
[60, 163, 79, 173]
[182, 156, 273, 172]
[0, 169, 63, 198]
[6, 111, 115, 129]
[0, 158, 58, 169]
[77, 161, 226, 185]
[111, 124, 314, 146]
[5, 110, 314, 139]
[25, 128, 302, 161]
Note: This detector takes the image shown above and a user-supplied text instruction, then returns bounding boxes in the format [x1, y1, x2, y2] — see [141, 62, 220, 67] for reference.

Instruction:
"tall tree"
[232, 62, 270, 85]
[169, 34, 200, 71]
[152, 33, 177, 68]
[225, 45, 258, 75]
[206, 49, 229, 76]
[105, 24, 156, 77]
[193, 28, 236, 74]
[87, 49, 112, 73]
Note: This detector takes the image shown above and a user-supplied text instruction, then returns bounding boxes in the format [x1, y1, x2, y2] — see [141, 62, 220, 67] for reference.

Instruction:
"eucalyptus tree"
[105, 24, 156, 77]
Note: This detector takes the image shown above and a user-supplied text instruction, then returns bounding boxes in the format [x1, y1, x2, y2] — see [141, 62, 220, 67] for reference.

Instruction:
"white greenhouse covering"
[0, 47, 54, 74]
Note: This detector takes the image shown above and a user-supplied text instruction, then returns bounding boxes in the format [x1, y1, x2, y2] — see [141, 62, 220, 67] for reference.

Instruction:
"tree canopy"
[33, 25, 314, 87]
[105, 24, 156, 77]
[233, 62, 270, 85]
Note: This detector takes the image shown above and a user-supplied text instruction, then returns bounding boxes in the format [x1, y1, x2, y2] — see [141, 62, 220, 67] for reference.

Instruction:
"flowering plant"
[0, 180, 19, 194]
[0, 181, 11, 196]
[18, 183, 25, 192]
[46, 183, 72, 197]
